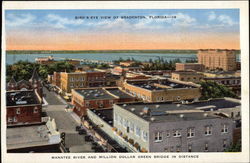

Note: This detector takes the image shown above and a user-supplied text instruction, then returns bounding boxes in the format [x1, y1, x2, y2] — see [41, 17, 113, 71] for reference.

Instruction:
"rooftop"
[75, 88, 116, 100]
[116, 98, 240, 122]
[7, 124, 51, 150]
[91, 109, 113, 126]
[105, 88, 134, 99]
[7, 90, 40, 107]
[128, 79, 197, 90]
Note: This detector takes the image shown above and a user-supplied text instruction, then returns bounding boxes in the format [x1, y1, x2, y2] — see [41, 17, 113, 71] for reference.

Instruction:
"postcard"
[1, 1, 249, 163]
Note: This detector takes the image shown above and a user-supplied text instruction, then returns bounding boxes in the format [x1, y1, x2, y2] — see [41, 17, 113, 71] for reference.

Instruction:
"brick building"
[60, 71, 87, 94]
[7, 69, 43, 98]
[86, 70, 106, 87]
[171, 71, 204, 83]
[123, 79, 201, 102]
[197, 49, 237, 71]
[175, 63, 205, 72]
[71, 87, 135, 117]
[6, 90, 43, 126]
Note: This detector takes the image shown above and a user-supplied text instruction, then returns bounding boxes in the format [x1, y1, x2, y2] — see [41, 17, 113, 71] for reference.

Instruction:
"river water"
[5, 52, 240, 65]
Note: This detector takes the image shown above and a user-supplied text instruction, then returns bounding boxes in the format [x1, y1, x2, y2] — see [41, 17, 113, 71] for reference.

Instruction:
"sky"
[5, 9, 240, 50]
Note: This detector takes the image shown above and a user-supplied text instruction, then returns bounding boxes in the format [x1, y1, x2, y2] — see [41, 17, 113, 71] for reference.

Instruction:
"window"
[176, 146, 181, 152]
[142, 130, 148, 142]
[13, 117, 17, 122]
[161, 97, 164, 101]
[135, 126, 141, 137]
[80, 83, 83, 87]
[118, 115, 122, 125]
[130, 122, 134, 133]
[223, 139, 227, 148]
[70, 83, 74, 88]
[188, 144, 192, 152]
[204, 126, 212, 136]
[164, 147, 169, 152]
[109, 100, 113, 105]
[166, 131, 170, 137]
[8, 117, 13, 122]
[85, 101, 90, 107]
[187, 128, 195, 138]
[173, 129, 181, 137]
[123, 118, 127, 128]
[16, 108, 21, 114]
[221, 124, 228, 133]
[204, 143, 208, 152]
[154, 131, 163, 142]
[127, 121, 130, 133]
[114, 113, 118, 122]
[34, 107, 38, 113]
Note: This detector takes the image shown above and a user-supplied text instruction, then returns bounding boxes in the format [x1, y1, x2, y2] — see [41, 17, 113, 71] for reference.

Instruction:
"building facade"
[197, 49, 237, 71]
[171, 71, 204, 83]
[6, 90, 43, 126]
[112, 99, 238, 152]
[71, 87, 135, 117]
[175, 63, 205, 72]
[60, 72, 87, 94]
[123, 79, 201, 102]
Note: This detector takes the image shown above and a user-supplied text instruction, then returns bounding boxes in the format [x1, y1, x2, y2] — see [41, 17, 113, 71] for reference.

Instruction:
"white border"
[2, 1, 249, 163]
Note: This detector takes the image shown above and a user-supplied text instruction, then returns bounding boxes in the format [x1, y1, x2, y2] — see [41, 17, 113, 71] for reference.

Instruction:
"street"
[43, 87, 94, 152]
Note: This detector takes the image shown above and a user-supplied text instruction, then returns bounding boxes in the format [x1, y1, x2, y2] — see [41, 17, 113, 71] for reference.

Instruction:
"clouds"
[208, 12, 217, 21]
[207, 11, 237, 26]
[6, 13, 35, 27]
[5, 10, 239, 33]
[46, 14, 84, 29]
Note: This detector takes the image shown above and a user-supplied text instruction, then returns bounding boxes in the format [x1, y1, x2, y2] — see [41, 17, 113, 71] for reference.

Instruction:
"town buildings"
[123, 79, 201, 102]
[197, 49, 237, 71]
[7, 69, 43, 98]
[60, 71, 87, 94]
[85, 98, 240, 152]
[175, 63, 205, 72]
[7, 118, 61, 153]
[71, 87, 135, 117]
[171, 71, 204, 83]
[111, 66, 143, 75]
[6, 90, 43, 126]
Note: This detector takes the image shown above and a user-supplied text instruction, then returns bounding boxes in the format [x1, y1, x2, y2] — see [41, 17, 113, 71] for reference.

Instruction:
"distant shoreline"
[6, 50, 241, 55]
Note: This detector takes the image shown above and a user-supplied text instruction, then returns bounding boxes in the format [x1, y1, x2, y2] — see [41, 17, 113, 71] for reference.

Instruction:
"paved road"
[43, 87, 67, 105]
[43, 87, 94, 152]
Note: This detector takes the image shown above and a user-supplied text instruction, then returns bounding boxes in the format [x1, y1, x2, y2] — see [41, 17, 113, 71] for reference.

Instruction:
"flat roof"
[7, 124, 51, 150]
[116, 98, 240, 122]
[105, 88, 134, 99]
[75, 88, 116, 100]
[91, 109, 113, 126]
[128, 79, 197, 90]
[7, 90, 40, 107]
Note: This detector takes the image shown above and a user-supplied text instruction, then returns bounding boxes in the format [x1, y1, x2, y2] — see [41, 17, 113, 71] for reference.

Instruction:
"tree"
[199, 81, 237, 100]
[224, 140, 241, 152]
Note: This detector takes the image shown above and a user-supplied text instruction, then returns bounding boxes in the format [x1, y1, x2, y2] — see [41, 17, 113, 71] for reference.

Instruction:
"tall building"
[60, 72, 87, 94]
[197, 49, 237, 71]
